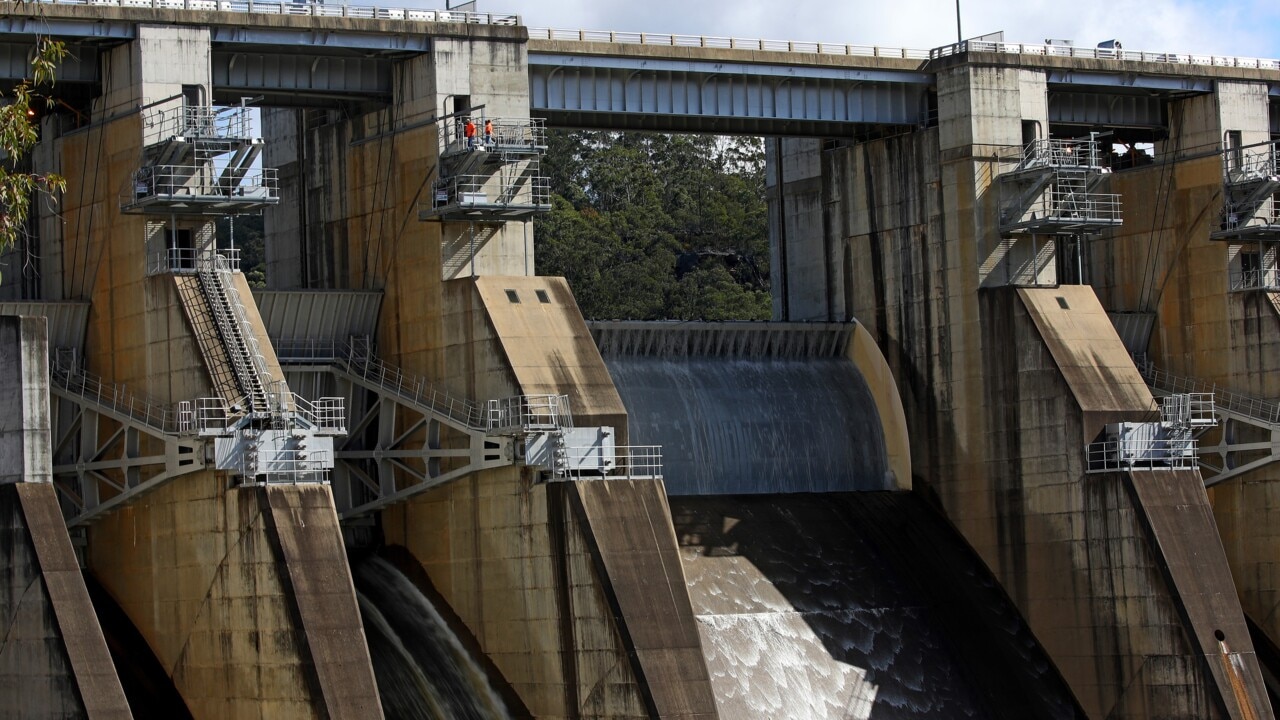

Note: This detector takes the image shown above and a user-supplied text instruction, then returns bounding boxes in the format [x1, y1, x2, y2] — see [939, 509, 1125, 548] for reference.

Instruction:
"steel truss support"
[283, 363, 514, 520]
[1148, 386, 1280, 487]
[49, 388, 205, 527]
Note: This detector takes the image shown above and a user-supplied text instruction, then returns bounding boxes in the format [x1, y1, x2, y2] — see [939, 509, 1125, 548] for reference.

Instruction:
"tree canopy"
[534, 131, 771, 321]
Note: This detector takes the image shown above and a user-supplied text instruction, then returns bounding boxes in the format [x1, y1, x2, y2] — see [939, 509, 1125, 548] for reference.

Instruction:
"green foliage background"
[533, 131, 771, 321]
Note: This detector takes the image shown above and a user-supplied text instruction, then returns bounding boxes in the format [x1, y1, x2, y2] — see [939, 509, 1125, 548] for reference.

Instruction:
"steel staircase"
[195, 257, 271, 416]
[998, 138, 1122, 236]
[1214, 140, 1280, 239]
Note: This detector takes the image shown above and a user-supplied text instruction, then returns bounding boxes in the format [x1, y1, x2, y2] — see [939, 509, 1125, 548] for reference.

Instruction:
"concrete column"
[0, 315, 50, 485]
[0, 315, 132, 719]
[1168, 80, 1272, 151]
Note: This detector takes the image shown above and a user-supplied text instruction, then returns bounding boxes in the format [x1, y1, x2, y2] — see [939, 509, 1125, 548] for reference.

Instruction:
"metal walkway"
[1136, 358, 1280, 486]
[275, 339, 660, 518]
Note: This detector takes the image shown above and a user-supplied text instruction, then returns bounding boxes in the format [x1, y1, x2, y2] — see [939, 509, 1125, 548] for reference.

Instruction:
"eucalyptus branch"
[0, 35, 66, 283]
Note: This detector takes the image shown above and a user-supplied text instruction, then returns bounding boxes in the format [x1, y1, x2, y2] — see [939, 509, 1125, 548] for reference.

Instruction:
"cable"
[365, 67, 405, 290]
[359, 108, 390, 289]
[1138, 103, 1184, 311]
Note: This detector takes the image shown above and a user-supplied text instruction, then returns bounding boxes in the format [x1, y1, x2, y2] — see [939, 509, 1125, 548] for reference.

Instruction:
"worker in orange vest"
[464, 118, 476, 148]
[484, 119, 494, 147]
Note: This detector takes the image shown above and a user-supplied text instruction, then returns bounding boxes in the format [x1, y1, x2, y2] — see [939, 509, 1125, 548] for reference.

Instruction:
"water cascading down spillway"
[592, 321, 1088, 719]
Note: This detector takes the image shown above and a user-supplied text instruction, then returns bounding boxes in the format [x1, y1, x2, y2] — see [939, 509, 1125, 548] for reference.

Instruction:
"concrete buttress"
[0, 315, 131, 719]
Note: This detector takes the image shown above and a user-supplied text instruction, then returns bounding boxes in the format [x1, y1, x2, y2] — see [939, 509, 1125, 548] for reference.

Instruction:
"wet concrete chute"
[0, 1, 1279, 718]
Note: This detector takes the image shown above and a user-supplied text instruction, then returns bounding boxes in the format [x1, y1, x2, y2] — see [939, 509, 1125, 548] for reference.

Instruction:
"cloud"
[500, 0, 1280, 58]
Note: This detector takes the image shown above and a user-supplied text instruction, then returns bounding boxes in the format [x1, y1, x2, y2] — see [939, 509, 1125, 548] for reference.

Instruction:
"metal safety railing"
[51, 362, 184, 434]
[144, 104, 256, 142]
[530, 27, 930, 59]
[431, 174, 550, 211]
[929, 39, 1280, 70]
[486, 394, 572, 432]
[147, 247, 241, 276]
[284, 393, 346, 435]
[125, 165, 279, 206]
[37, 0, 520, 24]
[1222, 197, 1280, 232]
[439, 116, 547, 159]
[1225, 140, 1280, 183]
[1085, 436, 1198, 473]
[271, 338, 488, 430]
[1229, 268, 1280, 292]
[1005, 192, 1123, 227]
[239, 448, 333, 484]
[1008, 138, 1107, 173]
[337, 353, 485, 428]
[554, 445, 664, 480]
[1160, 393, 1218, 428]
[1136, 356, 1280, 425]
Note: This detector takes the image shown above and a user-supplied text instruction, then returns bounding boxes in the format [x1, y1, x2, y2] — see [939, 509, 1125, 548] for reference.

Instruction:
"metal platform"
[120, 165, 279, 214]
[419, 174, 550, 222]
[998, 139, 1122, 236]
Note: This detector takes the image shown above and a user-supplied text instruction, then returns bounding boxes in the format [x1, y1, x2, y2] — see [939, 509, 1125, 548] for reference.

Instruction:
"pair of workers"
[463, 118, 494, 148]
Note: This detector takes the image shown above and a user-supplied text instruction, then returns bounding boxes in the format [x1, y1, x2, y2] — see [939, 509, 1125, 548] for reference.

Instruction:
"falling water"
[353, 555, 509, 720]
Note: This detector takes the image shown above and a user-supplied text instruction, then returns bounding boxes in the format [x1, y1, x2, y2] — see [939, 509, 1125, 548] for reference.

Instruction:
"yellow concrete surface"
[1018, 286, 1155, 440]
[87, 472, 324, 719]
[846, 322, 911, 490]
[474, 276, 627, 430]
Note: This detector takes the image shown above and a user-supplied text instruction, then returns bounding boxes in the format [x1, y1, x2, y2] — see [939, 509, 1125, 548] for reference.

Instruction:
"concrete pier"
[0, 315, 131, 719]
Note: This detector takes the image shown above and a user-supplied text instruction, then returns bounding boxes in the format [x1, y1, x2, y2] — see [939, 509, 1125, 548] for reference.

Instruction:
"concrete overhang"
[1047, 69, 1212, 95]
[530, 52, 934, 86]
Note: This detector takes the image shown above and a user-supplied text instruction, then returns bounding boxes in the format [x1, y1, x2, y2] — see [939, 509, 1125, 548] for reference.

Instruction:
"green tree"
[0, 34, 67, 285]
[535, 130, 771, 321]
[216, 215, 266, 287]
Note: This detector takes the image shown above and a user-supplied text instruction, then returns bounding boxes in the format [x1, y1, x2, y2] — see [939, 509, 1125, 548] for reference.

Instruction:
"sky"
[468, 0, 1280, 60]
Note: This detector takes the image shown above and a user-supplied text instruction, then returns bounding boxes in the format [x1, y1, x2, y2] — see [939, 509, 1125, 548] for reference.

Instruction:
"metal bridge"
[3, 0, 1279, 134]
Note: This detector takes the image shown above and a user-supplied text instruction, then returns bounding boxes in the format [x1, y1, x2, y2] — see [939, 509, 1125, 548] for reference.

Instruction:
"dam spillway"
[595, 323, 892, 495]
[593, 321, 1084, 718]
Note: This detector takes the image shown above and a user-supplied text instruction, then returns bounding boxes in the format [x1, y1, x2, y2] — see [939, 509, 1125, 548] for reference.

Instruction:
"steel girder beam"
[0, 15, 133, 42]
[1048, 91, 1166, 129]
[212, 50, 392, 101]
[1047, 69, 1213, 94]
[0, 41, 97, 83]
[529, 55, 932, 135]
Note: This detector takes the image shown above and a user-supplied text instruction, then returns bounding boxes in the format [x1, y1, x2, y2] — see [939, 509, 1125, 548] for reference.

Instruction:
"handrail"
[1229, 268, 1280, 292]
[147, 247, 241, 276]
[126, 165, 279, 203]
[1136, 357, 1280, 425]
[33, 0, 520, 25]
[50, 363, 184, 434]
[530, 27, 930, 59]
[273, 338, 489, 430]
[929, 39, 1280, 70]
[1085, 437, 1198, 473]
[554, 445, 663, 480]
[144, 104, 256, 142]
[432, 174, 550, 210]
